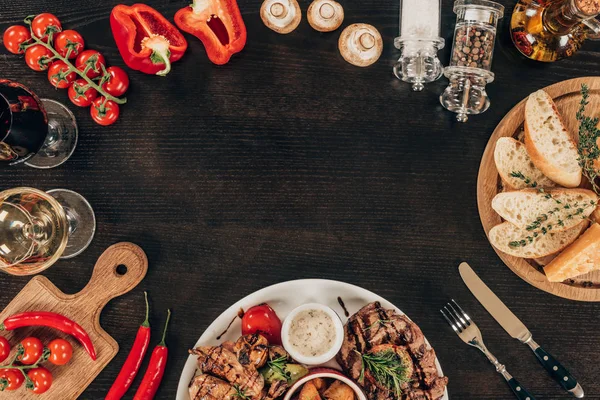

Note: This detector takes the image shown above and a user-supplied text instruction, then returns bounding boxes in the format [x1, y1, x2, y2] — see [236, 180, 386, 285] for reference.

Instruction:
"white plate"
[176, 279, 449, 400]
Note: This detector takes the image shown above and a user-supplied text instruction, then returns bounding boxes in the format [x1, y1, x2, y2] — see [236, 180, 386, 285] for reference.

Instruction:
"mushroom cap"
[338, 23, 383, 67]
[307, 0, 344, 32]
[261, 0, 302, 34]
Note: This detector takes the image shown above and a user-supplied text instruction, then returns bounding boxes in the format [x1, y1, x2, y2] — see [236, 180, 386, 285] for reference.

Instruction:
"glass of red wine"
[0, 79, 77, 169]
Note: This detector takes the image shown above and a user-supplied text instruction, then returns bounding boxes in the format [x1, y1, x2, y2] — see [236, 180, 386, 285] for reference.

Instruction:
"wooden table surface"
[1, 0, 600, 398]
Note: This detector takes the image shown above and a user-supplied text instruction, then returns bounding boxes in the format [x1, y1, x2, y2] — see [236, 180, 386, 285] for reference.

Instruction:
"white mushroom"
[260, 0, 302, 34]
[307, 0, 344, 32]
[338, 23, 383, 67]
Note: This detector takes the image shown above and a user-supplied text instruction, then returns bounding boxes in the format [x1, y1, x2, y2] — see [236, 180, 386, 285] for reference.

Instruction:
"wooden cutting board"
[0, 242, 148, 399]
[477, 77, 600, 302]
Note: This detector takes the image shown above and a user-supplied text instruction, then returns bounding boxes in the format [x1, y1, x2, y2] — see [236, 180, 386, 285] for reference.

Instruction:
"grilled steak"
[336, 302, 448, 400]
[189, 374, 237, 400]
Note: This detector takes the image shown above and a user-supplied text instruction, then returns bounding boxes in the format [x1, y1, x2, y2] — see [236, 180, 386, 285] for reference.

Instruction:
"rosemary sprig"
[233, 384, 250, 400]
[357, 350, 409, 396]
[267, 356, 291, 381]
[576, 84, 600, 195]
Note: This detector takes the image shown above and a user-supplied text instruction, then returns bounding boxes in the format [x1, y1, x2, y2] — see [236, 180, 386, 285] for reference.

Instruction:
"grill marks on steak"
[336, 302, 448, 400]
[189, 374, 238, 400]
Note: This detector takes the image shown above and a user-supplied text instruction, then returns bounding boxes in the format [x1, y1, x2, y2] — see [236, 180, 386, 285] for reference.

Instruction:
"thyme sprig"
[356, 350, 409, 397]
[576, 84, 600, 195]
[233, 384, 250, 400]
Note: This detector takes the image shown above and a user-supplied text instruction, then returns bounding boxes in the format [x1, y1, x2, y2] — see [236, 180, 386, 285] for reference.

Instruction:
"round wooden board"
[477, 77, 600, 302]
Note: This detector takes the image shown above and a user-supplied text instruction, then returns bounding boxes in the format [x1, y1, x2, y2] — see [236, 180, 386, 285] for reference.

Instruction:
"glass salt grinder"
[440, 0, 504, 122]
[393, 0, 445, 91]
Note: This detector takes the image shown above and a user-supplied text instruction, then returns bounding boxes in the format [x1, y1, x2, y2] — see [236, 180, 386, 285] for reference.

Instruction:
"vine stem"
[23, 17, 127, 105]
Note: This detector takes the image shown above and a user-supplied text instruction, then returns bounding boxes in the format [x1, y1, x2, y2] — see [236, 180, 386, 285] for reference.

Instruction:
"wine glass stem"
[22, 216, 51, 243]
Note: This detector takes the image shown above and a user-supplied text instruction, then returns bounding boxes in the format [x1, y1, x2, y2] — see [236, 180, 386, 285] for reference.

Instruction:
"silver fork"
[441, 300, 537, 400]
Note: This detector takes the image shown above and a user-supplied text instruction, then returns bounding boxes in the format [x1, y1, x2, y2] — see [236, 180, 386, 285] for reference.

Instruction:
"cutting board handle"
[74, 242, 148, 311]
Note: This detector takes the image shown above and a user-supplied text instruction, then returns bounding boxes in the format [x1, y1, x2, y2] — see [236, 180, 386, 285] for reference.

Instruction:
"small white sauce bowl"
[281, 303, 345, 366]
[283, 367, 367, 400]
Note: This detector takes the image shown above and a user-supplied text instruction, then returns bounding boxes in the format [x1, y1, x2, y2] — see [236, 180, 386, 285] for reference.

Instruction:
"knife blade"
[459, 262, 584, 398]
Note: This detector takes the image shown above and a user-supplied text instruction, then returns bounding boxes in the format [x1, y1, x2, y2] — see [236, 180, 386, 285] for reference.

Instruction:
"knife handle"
[527, 339, 584, 398]
[507, 377, 537, 400]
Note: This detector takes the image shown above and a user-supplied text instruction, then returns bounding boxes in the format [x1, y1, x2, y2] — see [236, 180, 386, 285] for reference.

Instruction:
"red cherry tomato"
[27, 367, 53, 394]
[25, 44, 53, 71]
[68, 79, 98, 107]
[241, 303, 283, 345]
[54, 30, 84, 59]
[101, 66, 129, 97]
[0, 337, 10, 363]
[75, 50, 105, 78]
[90, 97, 119, 126]
[3, 25, 31, 54]
[0, 369, 24, 391]
[31, 13, 62, 42]
[17, 337, 44, 365]
[47, 339, 73, 366]
[47, 60, 77, 89]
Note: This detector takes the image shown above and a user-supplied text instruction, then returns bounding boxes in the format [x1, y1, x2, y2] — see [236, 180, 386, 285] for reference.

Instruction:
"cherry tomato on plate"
[54, 30, 84, 59]
[31, 13, 62, 42]
[17, 337, 44, 365]
[27, 367, 52, 394]
[47, 61, 77, 89]
[3, 25, 31, 54]
[25, 44, 53, 71]
[76, 50, 106, 79]
[242, 303, 283, 345]
[47, 339, 73, 366]
[68, 79, 98, 107]
[0, 337, 10, 363]
[0, 369, 24, 391]
[101, 66, 129, 97]
[90, 97, 119, 126]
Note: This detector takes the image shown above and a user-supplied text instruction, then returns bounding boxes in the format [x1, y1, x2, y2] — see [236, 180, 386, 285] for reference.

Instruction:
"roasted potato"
[299, 381, 322, 400]
[323, 381, 355, 400]
[312, 378, 327, 393]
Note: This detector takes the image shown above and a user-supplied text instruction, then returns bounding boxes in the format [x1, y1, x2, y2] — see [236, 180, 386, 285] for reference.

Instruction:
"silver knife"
[459, 262, 584, 398]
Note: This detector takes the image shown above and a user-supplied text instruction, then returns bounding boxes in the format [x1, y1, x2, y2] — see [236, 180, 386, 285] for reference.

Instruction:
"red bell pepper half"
[175, 0, 246, 65]
[110, 4, 188, 76]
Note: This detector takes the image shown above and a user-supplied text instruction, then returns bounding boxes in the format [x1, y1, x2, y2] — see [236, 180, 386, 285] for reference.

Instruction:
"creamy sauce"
[288, 309, 336, 357]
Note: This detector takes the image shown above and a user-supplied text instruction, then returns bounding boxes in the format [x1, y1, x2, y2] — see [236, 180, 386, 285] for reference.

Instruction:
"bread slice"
[544, 223, 600, 282]
[533, 253, 558, 266]
[488, 220, 587, 258]
[494, 137, 556, 190]
[524, 90, 582, 188]
[492, 188, 597, 232]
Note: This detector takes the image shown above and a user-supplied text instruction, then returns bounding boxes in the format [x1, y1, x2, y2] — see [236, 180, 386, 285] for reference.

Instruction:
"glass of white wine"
[0, 187, 95, 276]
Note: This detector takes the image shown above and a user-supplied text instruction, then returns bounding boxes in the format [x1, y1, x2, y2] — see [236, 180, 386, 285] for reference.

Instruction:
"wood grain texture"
[478, 77, 600, 301]
[0, 243, 147, 399]
[0, 0, 600, 399]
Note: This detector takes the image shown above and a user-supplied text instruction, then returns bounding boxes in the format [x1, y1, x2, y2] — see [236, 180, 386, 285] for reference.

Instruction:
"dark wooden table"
[2, 0, 600, 398]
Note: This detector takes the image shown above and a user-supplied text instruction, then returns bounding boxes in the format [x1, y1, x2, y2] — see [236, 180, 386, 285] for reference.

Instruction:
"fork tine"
[448, 301, 469, 327]
[451, 299, 471, 324]
[440, 308, 461, 334]
[443, 305, 465, 332]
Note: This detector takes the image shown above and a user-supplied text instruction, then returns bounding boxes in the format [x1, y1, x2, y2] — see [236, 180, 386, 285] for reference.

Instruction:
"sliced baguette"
[488, 220, 587, 258]
[544, 223, 600, 282]
[494, 137, 556, 190]
[492, 188, 597, 232]
[524, 90, 582, 188]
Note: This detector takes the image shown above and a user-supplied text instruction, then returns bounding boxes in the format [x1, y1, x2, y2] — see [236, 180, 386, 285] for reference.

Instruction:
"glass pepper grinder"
[393, 0, 445, 91]
[440, 0, 504, 122]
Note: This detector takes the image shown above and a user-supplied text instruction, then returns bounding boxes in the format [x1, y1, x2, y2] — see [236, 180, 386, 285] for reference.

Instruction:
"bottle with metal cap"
[393, 0, 445, 91]
[440, 0, 504, 122]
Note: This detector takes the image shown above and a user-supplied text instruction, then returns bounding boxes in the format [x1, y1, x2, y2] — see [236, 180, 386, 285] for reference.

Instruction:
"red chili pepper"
[106, 292, 151, 400]
[175, 0, 246, 65]
[133, 309, 171, 400]
[110, 4, 188, 76]
[0, 311, 96, 361]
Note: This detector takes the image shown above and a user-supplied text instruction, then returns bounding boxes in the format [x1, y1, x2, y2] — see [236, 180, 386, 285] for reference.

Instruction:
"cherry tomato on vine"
[90, 97, 119, 126]
[47, 339, 73, 366]
[0, 369, 24, 391]
[54, 30, 85, 59]
[241, 303, 282, 344]
[47, 60, 77, 89]
[27, 367, 52, 394]
[25, 44, 53, 71]
[68, 79, 98, 107]
[17, 337, 44, 365]
[3, 25, 31, 54]
[101, 66, 129, 97]
[76, 50, 106, 79]
[31, 13, 62, 42]
[0, 337, 10, 363]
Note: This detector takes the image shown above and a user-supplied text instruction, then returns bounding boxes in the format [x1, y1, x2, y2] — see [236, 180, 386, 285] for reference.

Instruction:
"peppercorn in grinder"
[440, 0, 504, 122]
